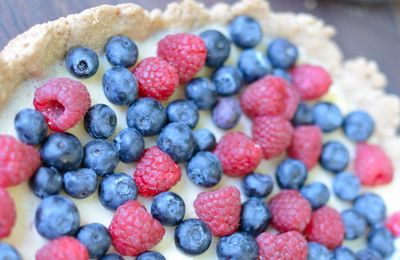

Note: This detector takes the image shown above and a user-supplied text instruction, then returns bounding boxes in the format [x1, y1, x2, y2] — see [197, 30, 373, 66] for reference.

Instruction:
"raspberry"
[257, 231, 308, 260]
[0, 135, 41, 187]
[355, 143, 394, 186]
[132, 57, 179, 101]
[194, 186, 241, 236]
[269, 190, 312, 233]
[214, 132, 262, 177]
[109, 200, 165, 256]
[283, 84, 300, 119]
[305, 206, 344, 249]
[133, 146, 181, 197]
[287, 126, 322, 169]
[252, 116, 293, 159]
[36, 236, 89, 260]
[0, 188, 16, 239]
[386, 212, 400, 237]
[157, 33, 207, 83]
[33, 78, 91, 132]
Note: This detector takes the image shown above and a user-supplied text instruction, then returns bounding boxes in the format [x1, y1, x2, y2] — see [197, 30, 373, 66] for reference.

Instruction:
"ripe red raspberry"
[0, 135, 41, 187]
[194, 186, 241, 236]
[355, 143, 394, 186]
[269, 190, 312, 233]
[109, 200, 165, 256]
[36, 236, 89, 260]
[0, 188, 16, 239]
[214, 132, 262, 177]
[157, 33, 207, 83]
[252, 116, 293, 159]
[287, 126, 322, 170]
[283, 84, 300, 119]
[257, 231, 308, 260]
[132, 57, 179, 101]
[291, 64, 332, 100]
[305, 206, 344, 249]
[386, 212, 400, 237]
[34, 78, 91, 132]
[134, 146, 181, 197]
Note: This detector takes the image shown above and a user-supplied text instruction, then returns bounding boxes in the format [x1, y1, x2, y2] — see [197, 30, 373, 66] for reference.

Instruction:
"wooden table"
[1, 0, 399, 93]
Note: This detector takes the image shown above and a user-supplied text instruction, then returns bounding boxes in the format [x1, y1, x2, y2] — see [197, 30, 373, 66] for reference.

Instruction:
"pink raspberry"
[36, 236, 89, 260]
[386, 212, 400, 237]
[0, 188, 16, 239]
[283, 83, 300, 119]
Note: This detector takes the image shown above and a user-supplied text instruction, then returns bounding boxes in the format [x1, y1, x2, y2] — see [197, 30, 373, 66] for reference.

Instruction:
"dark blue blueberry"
[14, 108, 47, 145]
[99, 172, 138, 211]
[77, 223, 111, 258]
[166, 100, 199, 129]
[151, 191, 185, 227]
[238, 49, 272, 83]
[216, 232, 259, 260]
[63, 168, 98, 199]
[193, 129, 216, 152]
[353, 193, 386, 226]
[113, 128, 144, 163]
[137, 251, 166, 260]
[103, 66, 138, 105]
[212, 97, 242, 130]
[99, 253, 124, 260]
[83, 140, 119, 177]
[276, 158, 307, 190]
[157, 122, 195, 163]
[307, 242, 333, 260]
[29, 167, 63, 199]
[242, 172, 273, 198]
[333, 247, 356, 260]
[313, 102, 343, 132]
[65, 46, 99, 78]
[212, 66, 243, 96]
[272, 68, 292, 82]
[320, 141, 350, 173]
[367, 227, 394, 258]
[185, 78, 218, 110]
[199, 30, 231, 68]
[105, 35, 139, 67]
[240, 198, 271, 236]
[35, 195, 80, 239]
[356, 248, 383, 260]
[267, 38, 298, 69]
[300, 182, 330, 210]
[174, 218, 212, 255]
[343, 110, 375, 142]
[186, 151, 222, 187]
[127, 98, 166, 136]
[341, 209, 367, 240]
[333, 172, 360, 201]
[229, 15, 262, 49]
[292, 102, 314, 126]
[84, 104, 117, 139]
[40, 133, 83, 172]
[0, 243, 21, 260]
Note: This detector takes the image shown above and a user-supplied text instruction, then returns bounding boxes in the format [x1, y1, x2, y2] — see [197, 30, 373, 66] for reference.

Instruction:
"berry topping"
[386, 212, 400, 237]
[273, 68, 292, 82]
[36, 236, 89, 260]
[283, 83, 300, 119]
[151, 191, 185, 227]
[240, 198, 271, 236]
[166, 100, 199, 129]
[238, 49, 272, 83]
[212, 97, 242, 130]
[99, 253, 123, 260]
[136, 251, 166, 260]
[193, 129, 216, 152]
[333, 172, 360, 201]
[14, 108, 47, 145]
[29, 167, 63, 199]
[356, 248, 383, 260]
[353, 193, 386, 226]
[77, 223, 111, 259]
[103, 66, 138, 105]
[174, 219, 212, 255]
[0, 188, 16, 239]
[367, 227, 394, 258]
[341, 209, 367, 240]
[65, 46, 99, 79]
[199, 30, 231, 68]
[83, 140, 119, 177]
[186, 151, 222, 187]
[185, 77, 218, 110]
[63, 168, 98, 199]
[242, 172, 273, 198]
[276, 158, 307, 190]
[105, 35, 138, 68]
[307, 242, 332, 260]
[333, 247, 356, 260]
[300, 182, 330, 210]
[312, 102, 343, 132]
[212, 66, 243, 96]
[217, 232, 259, 260]
[267, 38, 298, 69]
[320, 141, 350, 173]
[84, 104, 117, 139]
[343, 110, 375, 142]
[113, 128, 144, 163]
[229, 15, 262, 49]
[292, 102, 314, 126]
[0, 243, 21, 260]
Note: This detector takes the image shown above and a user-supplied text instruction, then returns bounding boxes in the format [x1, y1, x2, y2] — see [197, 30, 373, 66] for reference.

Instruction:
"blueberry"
[127, 98, 167, 136]
[242, 173, 273, 198]
[229, 15, 262, 49]
[356, 248, 383, 260]
[238, 49, 272, 83]
[307, 242, 333, 260]
[157, 122, 195, 163]
[193, 129, 216, 152]
[105, 35, 139, 67]
[40, 133, 83, 172]
[343, 110, 375, 142]
[276, 158, 307, 190]
[368, 227, 394, 257]
[29, 167, 63, 199]
[320, 141, 350, 173]
[14, 108, 47, 145]
[216, 232, 259, 260]
[341, 209, 367, 240]
[174, 218, 212, 255]
[212, 97, 242, 130]
[99, 254, 124, 260]
[333, 172, 360, 201]
[333, 247, 356, 260]
[166, 100, 199, 129]
[76, 223, 111, 258]
[83, 140, 119, 177]
[63, 168, 98, 199]
[103, 66, 138, 105]
[292, 102, 314, 126]
[272, 68, 292, 82]
[84, 104, 117, 139]
[212, 66, 243, 96]
[137, 251, 166, 260]
[65, 46, 99, 78]
[35, 195, 80, 239]
[300, 182, 330, 210]
[113, 128, 144, 163]
[151, 191, 185, 227]
[0, 243, 21, 260]
[186, 151, 222, 187]
[98, 172, 138, 211]
[267, 38, 298, 69]
[199, 30, 231, 68]
[240, 198, 271, 236]
[313, 102, 343, 132]
[185, 78, 218, 110]
[353, 193, 386, 226]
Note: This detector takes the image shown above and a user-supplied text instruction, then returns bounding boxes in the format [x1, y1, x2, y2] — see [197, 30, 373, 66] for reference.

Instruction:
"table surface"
[0, 0, 399, 94]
